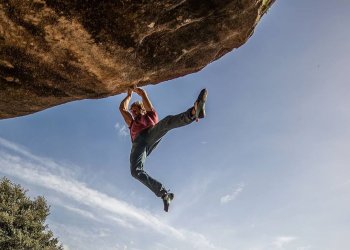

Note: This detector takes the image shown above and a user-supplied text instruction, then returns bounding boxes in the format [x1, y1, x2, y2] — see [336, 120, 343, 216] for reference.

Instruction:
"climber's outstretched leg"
[146, 88, 208, 149]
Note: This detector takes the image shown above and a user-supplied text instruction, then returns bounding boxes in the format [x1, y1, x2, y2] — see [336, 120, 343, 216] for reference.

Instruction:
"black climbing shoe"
[162, 192, 174, 212]
[194, 88, 208, 120]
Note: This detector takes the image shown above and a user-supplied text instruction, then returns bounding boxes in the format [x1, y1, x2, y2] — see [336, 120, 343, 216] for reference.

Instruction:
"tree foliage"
[0, 177, 62, 250]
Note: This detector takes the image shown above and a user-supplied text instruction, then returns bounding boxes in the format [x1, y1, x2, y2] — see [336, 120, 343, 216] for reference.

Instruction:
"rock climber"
[119, 86, 207, 212]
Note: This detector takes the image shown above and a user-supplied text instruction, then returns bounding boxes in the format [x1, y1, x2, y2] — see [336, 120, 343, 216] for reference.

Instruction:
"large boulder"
[0, 0, 275, 119]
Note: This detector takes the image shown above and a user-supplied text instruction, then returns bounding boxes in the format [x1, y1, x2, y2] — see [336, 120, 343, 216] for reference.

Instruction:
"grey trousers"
[130, 108, 194, 197]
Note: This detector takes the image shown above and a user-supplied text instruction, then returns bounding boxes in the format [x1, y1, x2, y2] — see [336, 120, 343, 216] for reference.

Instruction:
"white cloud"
[0, 137, 81, 178]
[0, 137, 219, 250]
[220, 183, 245, 204]
[115, 122, 129, 137]
[0, 152, 180, 238]
[272, 236, 297, 248]
[59, 204, 99, 222]
[297, 246, 312, 250]
[62, 244, 70, 250]
[104, 215, 135, 229]
[97, 228, 111, 238]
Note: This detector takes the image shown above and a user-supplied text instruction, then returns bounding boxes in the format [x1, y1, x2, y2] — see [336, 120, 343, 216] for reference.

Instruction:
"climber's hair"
[130, 101, 146, 115]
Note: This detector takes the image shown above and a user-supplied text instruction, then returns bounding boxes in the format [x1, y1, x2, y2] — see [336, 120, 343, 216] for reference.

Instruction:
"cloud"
[62, 244, 70, 250]
[272, 236, 297, 248]
[0, 147, 179, 237]
[58, 204, 100, 222]
[0, 137, 219, 250]
[115, 122, 129, 137]
[220, 183, 245, 204]
[0, 137, 81, 178]
[104, 215, 135, 229]
[297, 246, 312, 250]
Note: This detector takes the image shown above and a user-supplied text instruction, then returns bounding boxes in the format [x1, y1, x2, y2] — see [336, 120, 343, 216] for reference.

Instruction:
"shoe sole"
[195, 89, 208, 119]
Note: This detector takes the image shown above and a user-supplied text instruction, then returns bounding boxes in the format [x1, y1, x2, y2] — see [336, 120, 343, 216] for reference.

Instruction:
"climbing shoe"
[162, 192, 174, 212]
[194, 88, 208, 120]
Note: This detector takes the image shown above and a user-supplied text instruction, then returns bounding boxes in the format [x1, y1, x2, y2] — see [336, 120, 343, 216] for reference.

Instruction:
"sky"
[1, 1, 350, 250]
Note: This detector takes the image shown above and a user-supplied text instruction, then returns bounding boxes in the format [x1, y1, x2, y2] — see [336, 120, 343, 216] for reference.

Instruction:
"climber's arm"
[119, 89, 133, 127]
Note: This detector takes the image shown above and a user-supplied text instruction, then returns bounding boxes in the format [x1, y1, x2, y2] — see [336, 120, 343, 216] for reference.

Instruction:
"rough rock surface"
[0, 0, 275, 119]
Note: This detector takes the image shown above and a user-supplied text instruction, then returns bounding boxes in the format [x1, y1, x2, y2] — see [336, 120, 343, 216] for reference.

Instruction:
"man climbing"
[119, 86, 208, 212]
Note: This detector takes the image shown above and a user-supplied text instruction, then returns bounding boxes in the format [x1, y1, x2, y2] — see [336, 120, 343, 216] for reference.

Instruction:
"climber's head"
[130, 101, 146, 117]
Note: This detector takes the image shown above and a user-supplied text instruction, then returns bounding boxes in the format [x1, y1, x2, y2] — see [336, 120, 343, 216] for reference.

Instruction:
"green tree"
[0, 177, 62, 250]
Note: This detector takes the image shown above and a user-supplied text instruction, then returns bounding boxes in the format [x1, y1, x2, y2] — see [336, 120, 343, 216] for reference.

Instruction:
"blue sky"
[1, 1, 350, 249]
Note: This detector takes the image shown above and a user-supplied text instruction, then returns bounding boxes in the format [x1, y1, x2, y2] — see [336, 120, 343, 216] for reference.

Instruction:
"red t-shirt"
[129, 110, 158, 141]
